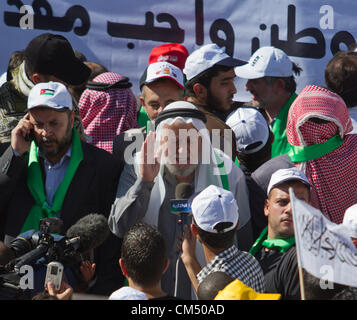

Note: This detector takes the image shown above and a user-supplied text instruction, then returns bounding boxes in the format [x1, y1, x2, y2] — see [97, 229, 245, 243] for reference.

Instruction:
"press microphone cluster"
[6, 214, 110, 272]
[170, 183, 194, 234]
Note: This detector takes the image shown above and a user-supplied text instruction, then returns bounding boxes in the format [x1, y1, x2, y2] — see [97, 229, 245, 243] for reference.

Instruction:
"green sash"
[214, 151, 230, 191]
[21, 128, 83, 233]
[138, 105, 150, 128]
[271, 93, 297, 158]
[249, 226, 295, 256]
[288, 134, 344, 163]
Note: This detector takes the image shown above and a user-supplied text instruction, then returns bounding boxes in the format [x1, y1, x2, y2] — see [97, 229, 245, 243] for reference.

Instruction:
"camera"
[0, 218, 83, 300]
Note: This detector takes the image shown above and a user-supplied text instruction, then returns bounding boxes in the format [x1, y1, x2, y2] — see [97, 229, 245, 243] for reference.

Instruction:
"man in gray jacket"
[109, 100, 252, 299]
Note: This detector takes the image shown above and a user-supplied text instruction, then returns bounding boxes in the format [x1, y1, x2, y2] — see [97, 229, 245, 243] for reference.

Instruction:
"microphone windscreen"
[66, 214, 110, 253]
[175, 183, 194, 199]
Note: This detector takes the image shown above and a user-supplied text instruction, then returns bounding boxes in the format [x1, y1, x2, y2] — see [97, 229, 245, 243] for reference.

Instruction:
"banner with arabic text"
[1, 0, 356, 98]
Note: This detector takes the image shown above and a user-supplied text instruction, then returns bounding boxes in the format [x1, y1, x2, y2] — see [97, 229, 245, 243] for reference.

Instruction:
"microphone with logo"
[170, 183, 194, 235]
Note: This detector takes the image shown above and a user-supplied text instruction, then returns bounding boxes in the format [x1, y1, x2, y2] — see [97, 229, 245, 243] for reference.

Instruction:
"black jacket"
[0, 141, 124, 295]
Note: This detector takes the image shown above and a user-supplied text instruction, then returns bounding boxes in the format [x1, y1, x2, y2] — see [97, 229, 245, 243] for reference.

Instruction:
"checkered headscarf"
[79, 72, 138, 153]
[287, 85, 357, 224]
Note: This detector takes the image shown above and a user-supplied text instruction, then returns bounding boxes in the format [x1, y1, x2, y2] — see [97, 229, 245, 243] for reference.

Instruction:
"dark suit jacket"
[112, 126, 146, 175]
[0, 141, 124, 295]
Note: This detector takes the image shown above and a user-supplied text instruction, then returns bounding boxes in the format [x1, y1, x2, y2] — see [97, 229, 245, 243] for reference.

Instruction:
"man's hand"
[140, 131, 162, 182]
[46, 281, 73, 300]
[179, 224, 202, 295]
[10, 113, 34, 156]
[180, 224, 198, 266]
[80, 260, 96, 284]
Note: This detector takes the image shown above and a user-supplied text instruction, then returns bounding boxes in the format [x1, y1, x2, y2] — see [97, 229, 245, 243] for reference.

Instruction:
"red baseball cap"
[148, 43, 189, 71]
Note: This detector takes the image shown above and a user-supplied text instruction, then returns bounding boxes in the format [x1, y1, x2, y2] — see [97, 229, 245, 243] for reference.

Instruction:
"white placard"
[290, 189, 357, 288]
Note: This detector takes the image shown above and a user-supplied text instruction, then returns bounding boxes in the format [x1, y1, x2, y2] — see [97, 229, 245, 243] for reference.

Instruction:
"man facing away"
[180, 184, 265, 296]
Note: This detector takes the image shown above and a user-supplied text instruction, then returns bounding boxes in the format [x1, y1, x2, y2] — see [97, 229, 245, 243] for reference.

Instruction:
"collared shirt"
[197, 245, 266, 293]
[39, 145, 72, 207]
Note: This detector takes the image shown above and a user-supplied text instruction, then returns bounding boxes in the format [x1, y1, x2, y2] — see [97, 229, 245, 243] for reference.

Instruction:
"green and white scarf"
[21, 128, 83, 233]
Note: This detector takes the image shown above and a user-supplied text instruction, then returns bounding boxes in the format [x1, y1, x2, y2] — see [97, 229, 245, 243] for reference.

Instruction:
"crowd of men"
[0, 32, 357, 301]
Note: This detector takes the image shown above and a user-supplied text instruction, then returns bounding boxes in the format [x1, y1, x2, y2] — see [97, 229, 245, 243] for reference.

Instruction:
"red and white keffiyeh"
[287, 85, 357, 224]
[79, 72, 138, 153]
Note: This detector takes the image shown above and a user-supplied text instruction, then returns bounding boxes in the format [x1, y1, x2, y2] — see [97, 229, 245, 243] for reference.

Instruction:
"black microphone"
[171, 183, 194, 234]
[66, 213, 110, 254]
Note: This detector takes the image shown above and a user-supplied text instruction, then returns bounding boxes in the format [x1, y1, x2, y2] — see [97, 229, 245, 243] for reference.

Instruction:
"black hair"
[185, 64, 232, 97]
[324, 50, 357, 108]
[121, 223, 167, 287]
[237, 129, 273, 174]
[194, 219, 236, 249]
[197, 271, 234, 300]
[263, 62, 302, 94]
[7, 50, 25, 82]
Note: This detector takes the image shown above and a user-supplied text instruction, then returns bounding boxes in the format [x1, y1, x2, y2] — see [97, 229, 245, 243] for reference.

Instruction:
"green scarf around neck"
[249, 226, 295, 256]
[21, 128, 83, 233]
[271, 93, 297, 158]
[288, 134, 344, 163]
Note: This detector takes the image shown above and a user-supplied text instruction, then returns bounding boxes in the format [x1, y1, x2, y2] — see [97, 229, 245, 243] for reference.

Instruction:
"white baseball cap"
[267, 168, 311, 195]
[27, 81, 73, 111]
[108, 286, 148, 300]
[226, 107, 270, 154]
[235, 46, 293, 79]
[139, 61, 184, 90]
[343, 204, 357, 238]
[191, 185, 239, 233]
[183, 43, 246, 81]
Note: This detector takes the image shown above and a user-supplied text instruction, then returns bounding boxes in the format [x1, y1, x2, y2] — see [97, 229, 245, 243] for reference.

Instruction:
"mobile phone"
[44, 261, 64, 291]
[24, 129, 35, 142]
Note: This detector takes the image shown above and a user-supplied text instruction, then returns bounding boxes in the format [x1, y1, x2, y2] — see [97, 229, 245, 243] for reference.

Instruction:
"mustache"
[280, 214, 292, 222]
[40, 136, 57, 143]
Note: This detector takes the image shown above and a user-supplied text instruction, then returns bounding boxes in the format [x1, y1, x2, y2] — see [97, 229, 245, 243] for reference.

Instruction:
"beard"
[37, 123, 73, 159]
[165, 162, 198, 177]
[206, 90, 233, 112]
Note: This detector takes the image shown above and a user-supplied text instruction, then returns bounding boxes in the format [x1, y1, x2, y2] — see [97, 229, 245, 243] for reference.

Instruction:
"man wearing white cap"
[183, 43, 246, 160]
[235, 46, 302, 158]
[249, 168, 310, 298]
[226, 106, 274, 241]
[109, 100, 252, 299]
[180, 184, 265, 295]
[226, 106, 273, 174]
[0, 81, 123, 295]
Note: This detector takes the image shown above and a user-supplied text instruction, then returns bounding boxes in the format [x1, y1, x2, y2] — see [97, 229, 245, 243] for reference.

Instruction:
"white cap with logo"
[235, 46, 293, 79]
[140, 61, 185, 90]
[267, 167, 311, 195]
[226, 107, 270, 154]
[27, 81, 73, 111]
[184, 43, 246, 81]
[191, 185, 239, 233]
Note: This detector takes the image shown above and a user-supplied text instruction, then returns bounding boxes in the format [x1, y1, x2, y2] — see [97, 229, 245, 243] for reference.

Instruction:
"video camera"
[0, 217, 83, 300]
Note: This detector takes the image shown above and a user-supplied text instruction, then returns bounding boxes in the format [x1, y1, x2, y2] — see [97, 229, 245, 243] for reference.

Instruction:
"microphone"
[171, 183, 194, 234]
[66, 213, 110, 254]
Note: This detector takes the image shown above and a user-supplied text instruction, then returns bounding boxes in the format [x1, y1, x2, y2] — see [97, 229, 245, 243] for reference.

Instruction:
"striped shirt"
[197, 245, 266, 293]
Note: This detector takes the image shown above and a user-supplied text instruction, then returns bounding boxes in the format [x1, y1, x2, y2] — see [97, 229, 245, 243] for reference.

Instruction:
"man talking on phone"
[0, 81, 122, 295]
